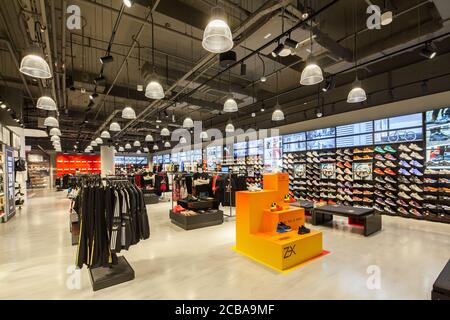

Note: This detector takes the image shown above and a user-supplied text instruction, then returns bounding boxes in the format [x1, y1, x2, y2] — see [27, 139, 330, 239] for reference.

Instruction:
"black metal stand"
[89, 256, 135, 291]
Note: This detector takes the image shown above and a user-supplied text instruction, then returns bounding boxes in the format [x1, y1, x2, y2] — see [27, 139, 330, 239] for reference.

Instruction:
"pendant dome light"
[86, 145, 93, 151]
[95, 137, 103, 145]
[145, 13, 165, 100]
[123, 0, 134, 7]
[19, 45, 52, 79]
[133, 140, 141, 147]
[136, 149, 142, 154]
[50, 135, 60, 142]
[100, 130, 111, 139]
[44, 116, 59, 127]
[183, 117, 194, 128]
[225, 121, 235, 133]
[347, 1, 367, 104]
[50, 128, 61, 136]
[118, 146, 125, 152]
[36, 96, 57, 111]
[300, 27, 323, 86]
[223, 70, 238, 113]
[258, 53, 267, 83]
[145, 134, 154, 142]
[161, 127, 170, 136]
[125, 143, 132, 150]
[202, 6, 234, 54]
[179, 137, 187, 144]
[109, 122, 121, 132]
[84, 148, 91, 153]
[52, 140, 61, 146]
[90, 141, 98, 147]
[143, 147, 149, 153]
[272, 71, 285, 122]
[200, 131, 209, 140]
[122, 106, 137, 119]
[153, 144, 159, 151]
[164, 141, 171, 148]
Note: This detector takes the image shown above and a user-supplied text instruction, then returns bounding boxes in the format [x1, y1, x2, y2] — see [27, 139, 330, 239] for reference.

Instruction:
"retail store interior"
[0, 0, 450, 300]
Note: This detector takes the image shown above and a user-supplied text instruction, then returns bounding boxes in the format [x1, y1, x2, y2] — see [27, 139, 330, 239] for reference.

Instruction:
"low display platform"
[432, 259, 450, 300]
[89, 256, 135, 291]
[170, 210, 224, 230]
[313, 205, 382, 236]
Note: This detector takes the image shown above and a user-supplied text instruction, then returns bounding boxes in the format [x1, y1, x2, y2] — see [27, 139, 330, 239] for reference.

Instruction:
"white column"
[101, 146, 115, 177]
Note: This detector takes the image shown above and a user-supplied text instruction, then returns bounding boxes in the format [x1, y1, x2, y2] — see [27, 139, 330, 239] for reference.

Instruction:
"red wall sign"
[56, 154, 101, 176]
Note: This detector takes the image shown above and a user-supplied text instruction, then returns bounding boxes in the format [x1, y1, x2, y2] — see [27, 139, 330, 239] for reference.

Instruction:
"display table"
[170, 198, 223, 230]
[432, 260, 450, 300]
[142, 189, 159, 205]
[234, 173, 325, 272]
[312, 205, 382, 236]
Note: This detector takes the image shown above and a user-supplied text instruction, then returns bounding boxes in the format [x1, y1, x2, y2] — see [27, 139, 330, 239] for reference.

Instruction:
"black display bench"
[312, 205, 382, 236]
[89, 256, 135, 291]
[432, 260, 450, 300]
[291, 201, 315, 217]
[170, 198, 223, 230]
[142, 189, 159, 205]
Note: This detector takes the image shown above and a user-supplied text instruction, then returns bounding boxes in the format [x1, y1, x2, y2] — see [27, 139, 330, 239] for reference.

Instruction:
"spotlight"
[137, 84, 144, 92]
[123, 0, 134, 7]
[156, 118, 162, 123]
[240, 62, 247, 76]
[100, 55, 114, 64]
[420, 42, 437, 60]
[260, 76, 267, 83]
[322, 77, 335, 92]
[89, 92, 98, 100]
[316, 108, 323, 118]
[284, 38, 299, 49]
[271, 43, 285, 57]
[1, 103, 6, 109]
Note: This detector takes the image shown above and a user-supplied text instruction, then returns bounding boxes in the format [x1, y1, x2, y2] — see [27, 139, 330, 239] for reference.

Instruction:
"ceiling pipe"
[50, 0, 63, 110]
[93, 0, 161, 120]
[61, 0, 67, 113]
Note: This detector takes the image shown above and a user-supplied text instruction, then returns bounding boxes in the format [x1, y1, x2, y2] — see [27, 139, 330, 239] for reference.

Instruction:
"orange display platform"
[234, 173, 324, 272]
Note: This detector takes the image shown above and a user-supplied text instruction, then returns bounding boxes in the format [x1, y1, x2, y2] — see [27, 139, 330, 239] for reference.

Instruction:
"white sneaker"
[410, 152, 424, 160]
[411, 193, 424, 201]
[399, 192, 411, 200]
[409, 144, 423, 152]
[399, 145, 411, 152]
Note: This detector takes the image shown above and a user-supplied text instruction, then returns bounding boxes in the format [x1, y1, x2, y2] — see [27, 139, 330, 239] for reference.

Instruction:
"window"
[337, 134, 373, 148]
[306, 128, 336, 141]
[307, 138, 335, 150]
[336, 121, 373, 136]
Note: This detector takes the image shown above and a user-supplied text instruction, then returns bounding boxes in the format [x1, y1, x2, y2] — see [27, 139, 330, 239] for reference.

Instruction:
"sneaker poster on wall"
[426, 107, 450, 168]
[293, 164, 306, 178]
[320, 163, 336, 179]
[353, 162, 373, 181]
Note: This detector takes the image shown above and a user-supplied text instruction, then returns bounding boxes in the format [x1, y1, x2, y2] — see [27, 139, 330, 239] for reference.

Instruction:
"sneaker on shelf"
[344, 188, 353, 195]
[399, 160, 411, 168]
[385, 191, 397, 199]
[344, 168, 353, 175]
[398, 208, 409, 215]
[384, 168, 396, 176]
[373, 204, 383, 212]
[344, 149, 353, 156]
[277, 222, 292, 233]
[298, 225, 311, 235]
[384, 145, 397, 153]
[336, 149, 345, 156]
[385, 198, 397, 207]
[399, 153, 412, 161]
[375, 161, 386, 168]
[374, 146, 386, 154]
[409, 208, 423, 217]
[409, 144, 423, 152]
[343, 156, 353, 162]
[424, 195, 437, 201]
[336, 194, 345, 201]
[336, 168, 344, 175]
[399, 145, 412, 152]
[384, 206, 396, 214]
[424, 169, 439, 175]
[384, 161, 396, 168]
[337, 175, 345, 182]
[353, 189, 363, 195]
[328, 200, 337, 205]
[337, 162, 345, 169]
[344, 195, 354, 202]
[375, 184, 385, 190]
[362, 183, 374, 189]
[385, 176, 397, 184]
[409, 160, 423, 168]
[385, 154, 397, 161]
[396, 199, 409, 207]
[375, 198, 386, 206]
[398, 168, 411, 176]
[409, 201, 422, 209]
[385, 184, 397, 192]
[374, 190, 384, 197]
[363, 197, 373, 203]
[345, 182, 353, 188]
[374, 168, 385, 175]
[399, 184, 411, 192]
[410, 168, 423, 176]
[344, 162, 352, 169]
[399, 192, 412, 200]
[344, 175, 353, 182]
[374, 154, 385, 161]
[375, 176, 385, 183]
[398, 176, 410, 184]
[410, 152, 424, 160]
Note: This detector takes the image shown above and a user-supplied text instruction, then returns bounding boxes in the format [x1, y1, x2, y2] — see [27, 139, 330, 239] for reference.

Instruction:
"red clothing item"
[212, 175, 219, 194]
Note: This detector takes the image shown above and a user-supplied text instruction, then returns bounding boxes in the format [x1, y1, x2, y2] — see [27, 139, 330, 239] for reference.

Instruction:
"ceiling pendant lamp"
[36, 96, 57, 111]
[161, 127, 170, 136]
[143, 147, 149, 152]
[179, 137, 187, 144]
[223, 98, 238, 113]
[200, 131, 209, 140]
[225, 121, 234, 133]
[133, 140, 141, 147]
[145, 13, 165, 100]
[52, 140, 61, 146]
[109, 122, 121, 132]
[272, 108, 285, 121]
[50, 127, 61, 136]
[50, 135, 60, 142]
[202, 6, 234, 54]
[125, 143, 132, 149]
[44, 116, 59, 127]
[84, 148, 91, 153]
[136, 149, 142, 154]
[347, 2, 367, 104]
[86, 145, 93, 151]
[300, 27, 323, 86]
[95, 137, 103, 145]
[19, 46, 52, 79]
[153, 144, 159, 151]
[145, 134, 154, 142]
[100, 130, 111, 139]
[122, 106, 136, 119]
[164, 141, 171, 148]
[118, 146, 125, 152]
[183, 117, 194, 128]
[123, 0, 134, 7]
[90, 141, 98, 147]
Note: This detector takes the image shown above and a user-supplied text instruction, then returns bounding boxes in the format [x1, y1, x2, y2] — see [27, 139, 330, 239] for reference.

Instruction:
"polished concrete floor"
[0, 190, 449, 300]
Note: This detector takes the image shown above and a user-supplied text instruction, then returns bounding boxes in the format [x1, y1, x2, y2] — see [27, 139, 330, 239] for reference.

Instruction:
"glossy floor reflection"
[0, 190, 449, 299]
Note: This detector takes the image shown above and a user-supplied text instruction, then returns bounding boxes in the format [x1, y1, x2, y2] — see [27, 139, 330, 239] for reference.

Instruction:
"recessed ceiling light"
[264, 33, 272, 39]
